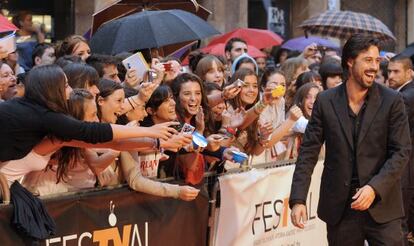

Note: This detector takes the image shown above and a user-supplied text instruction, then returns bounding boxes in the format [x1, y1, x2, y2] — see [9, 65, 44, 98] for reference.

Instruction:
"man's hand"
[351, 185, 376, 210]
[291, 204, 307, 229]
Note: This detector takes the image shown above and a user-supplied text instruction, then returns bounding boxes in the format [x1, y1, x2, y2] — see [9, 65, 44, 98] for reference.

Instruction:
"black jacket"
[400, 81, 414, 188]
[0, 97, 113, 162]
[289, 82, 411, 225]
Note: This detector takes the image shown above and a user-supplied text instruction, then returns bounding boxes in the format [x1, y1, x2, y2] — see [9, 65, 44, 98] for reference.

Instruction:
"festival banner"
[0, 186, 209, 246]
[215, 162, 327, 246]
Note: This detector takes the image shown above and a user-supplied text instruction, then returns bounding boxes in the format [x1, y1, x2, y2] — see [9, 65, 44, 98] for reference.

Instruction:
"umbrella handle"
[0, 172, 10, 205]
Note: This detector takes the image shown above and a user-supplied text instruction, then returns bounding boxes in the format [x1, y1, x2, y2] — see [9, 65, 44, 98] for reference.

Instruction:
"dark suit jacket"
[289, 82, 411, 225]
[400, 81, 414, 188]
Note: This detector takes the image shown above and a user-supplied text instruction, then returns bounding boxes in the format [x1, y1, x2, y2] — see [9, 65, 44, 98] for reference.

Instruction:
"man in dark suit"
[289, 34, 412, 245]
[388, 55, 414, 244]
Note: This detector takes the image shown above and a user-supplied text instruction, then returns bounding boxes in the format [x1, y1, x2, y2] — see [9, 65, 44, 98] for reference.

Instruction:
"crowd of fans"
[0, 11, 412, 206]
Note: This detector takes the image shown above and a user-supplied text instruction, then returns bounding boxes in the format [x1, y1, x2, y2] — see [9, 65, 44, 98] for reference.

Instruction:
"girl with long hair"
[195, 55, 226, 88]
[224, 68, 268, 155]
[55, 35, 91, 61]
[120, 85, 198, 201]
[0, 65, 176, 163]
[285, 83, 322, 159]
[252, 69, 303, 164]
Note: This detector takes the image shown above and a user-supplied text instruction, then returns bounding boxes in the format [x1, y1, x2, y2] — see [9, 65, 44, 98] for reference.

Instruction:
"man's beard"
[353, 68, 376, 89]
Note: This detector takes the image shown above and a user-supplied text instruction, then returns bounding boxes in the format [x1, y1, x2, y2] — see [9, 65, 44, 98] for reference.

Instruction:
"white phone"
[122, 52, 150, 79]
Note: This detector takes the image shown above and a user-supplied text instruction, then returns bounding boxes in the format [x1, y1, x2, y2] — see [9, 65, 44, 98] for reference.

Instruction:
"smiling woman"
[96, 79, 125, 124]
[170, 73, 209, 134]
[293, 82, 321, 120]
[225, 68, 263, 155]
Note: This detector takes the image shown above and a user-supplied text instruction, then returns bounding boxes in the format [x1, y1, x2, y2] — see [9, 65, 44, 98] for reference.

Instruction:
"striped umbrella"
[299, 11, 396, 43]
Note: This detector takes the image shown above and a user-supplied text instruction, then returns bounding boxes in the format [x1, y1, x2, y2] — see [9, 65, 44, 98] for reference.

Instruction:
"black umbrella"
[90, 9, 220, 55]
[10, 181, 56, 240]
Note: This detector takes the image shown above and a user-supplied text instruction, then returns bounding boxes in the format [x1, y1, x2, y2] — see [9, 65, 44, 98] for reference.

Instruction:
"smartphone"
[122, 52, 149, 79]
[181, 123, 195, 134]
[233, 79, 244, 88]
[147, 71, 158, 83]
[171, 122, 183, 132]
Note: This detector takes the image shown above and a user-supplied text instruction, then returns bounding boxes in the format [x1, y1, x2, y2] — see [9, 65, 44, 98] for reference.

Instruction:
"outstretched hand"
[147, 121, 179, 141]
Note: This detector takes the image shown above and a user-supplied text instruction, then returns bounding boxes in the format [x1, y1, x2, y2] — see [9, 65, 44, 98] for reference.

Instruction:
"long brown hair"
[195, 55, 225, 83]
[53, 89, 94, 182]
[96, 79, 123, 121]
[24, 64, 69, 113]
[63, 63, 99, 89]
[227, 68, 260, 154]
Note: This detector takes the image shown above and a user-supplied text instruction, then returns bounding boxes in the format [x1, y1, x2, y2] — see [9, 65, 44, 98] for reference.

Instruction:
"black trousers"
[402, 188, 414, 231]
[327, 208, 403, 246]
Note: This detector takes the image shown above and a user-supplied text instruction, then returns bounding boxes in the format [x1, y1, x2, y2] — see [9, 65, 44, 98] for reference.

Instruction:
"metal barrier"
[0, 159, 300, 246]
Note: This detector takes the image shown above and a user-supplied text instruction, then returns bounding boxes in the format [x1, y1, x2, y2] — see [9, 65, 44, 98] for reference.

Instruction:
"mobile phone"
[147, 71, 157, 83]
[171, 123, 183, 132]
[234, 79, 244, 88]
[181, 123, 195, 134]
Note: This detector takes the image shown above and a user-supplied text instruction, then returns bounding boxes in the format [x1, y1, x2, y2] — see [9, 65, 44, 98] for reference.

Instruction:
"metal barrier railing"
[0, 158, 300, 246]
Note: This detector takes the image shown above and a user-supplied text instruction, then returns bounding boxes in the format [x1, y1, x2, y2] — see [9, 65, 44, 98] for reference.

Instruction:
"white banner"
[215, 161, 327, 246]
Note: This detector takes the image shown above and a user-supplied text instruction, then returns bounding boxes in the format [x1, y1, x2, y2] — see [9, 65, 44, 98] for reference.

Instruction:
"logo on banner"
[46, 200, 149, 246]
[108, 200, 117, 226]
[252, 193, 318, 235]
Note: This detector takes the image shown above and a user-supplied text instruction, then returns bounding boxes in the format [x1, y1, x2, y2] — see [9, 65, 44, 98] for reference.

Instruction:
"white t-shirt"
[130, 151, 161, 178]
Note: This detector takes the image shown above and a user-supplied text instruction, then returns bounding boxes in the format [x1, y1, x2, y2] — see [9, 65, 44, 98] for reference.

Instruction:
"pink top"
[0, 150, 52, 185]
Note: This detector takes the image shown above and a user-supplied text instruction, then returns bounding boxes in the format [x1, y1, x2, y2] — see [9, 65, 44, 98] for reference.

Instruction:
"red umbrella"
[201, 43, 266, 58]
[0, 15, 18, 33]
[207, 27, 283, 49]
